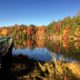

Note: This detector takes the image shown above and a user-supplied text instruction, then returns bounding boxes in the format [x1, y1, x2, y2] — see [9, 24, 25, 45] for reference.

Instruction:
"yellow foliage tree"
[0, 28, 8, 36]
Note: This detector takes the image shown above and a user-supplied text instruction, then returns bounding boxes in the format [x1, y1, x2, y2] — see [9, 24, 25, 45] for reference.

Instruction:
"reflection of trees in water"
[53, 41, 60, 53]
[14, 38, 46, 49]
[74, 40, 80, 49]
[46, 39, 80, 61]
[62, 39, 80, 50]
[62, 39, 70, 50]
[61, 40, 80, 61]
[14, 36, 80, 50]
[35, 39, 46, 48]
[45, 40, 60, 53]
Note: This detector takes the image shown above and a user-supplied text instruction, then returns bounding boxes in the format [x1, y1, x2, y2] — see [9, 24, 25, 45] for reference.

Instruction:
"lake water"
[13, 39, 80, 62]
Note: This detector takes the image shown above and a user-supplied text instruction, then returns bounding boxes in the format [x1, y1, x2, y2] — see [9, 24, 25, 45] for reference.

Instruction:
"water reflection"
[13, 38, 80, 62]
[12, 48, 52, 62]
[74, 40, 80, 49]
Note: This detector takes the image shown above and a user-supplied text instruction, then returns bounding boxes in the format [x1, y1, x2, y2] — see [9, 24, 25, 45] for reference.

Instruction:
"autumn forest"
[0, 16, 80, 48]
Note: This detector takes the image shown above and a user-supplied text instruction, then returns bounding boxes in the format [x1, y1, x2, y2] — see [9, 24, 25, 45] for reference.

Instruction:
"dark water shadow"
[0, 49, 36, 80]
[12, 54, 36, 77]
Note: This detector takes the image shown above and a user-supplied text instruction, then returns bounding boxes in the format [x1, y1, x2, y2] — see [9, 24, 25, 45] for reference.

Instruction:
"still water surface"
[12, 39, 80, 62]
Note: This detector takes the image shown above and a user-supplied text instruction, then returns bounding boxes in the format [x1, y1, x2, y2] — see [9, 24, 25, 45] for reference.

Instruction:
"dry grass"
[10, 59, 80, 80]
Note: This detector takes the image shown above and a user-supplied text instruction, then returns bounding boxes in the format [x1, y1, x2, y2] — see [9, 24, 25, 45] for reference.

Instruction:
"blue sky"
[0, 0, 80, 26]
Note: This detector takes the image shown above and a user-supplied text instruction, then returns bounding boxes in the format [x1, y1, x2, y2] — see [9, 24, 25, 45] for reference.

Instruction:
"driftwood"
[0, 37, 14, 80]
[0, 37, 13, 67]
[0, 37, 13, 56]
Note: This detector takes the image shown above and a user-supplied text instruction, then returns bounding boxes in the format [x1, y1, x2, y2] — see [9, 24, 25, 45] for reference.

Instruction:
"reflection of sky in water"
[12, 48, 78, 62]
[53, 52, 77, 62]
[12, 48, 53, 62]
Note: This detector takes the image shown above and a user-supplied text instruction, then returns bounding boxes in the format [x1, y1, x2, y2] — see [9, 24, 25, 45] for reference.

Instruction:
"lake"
[13, 38, 80, 62]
